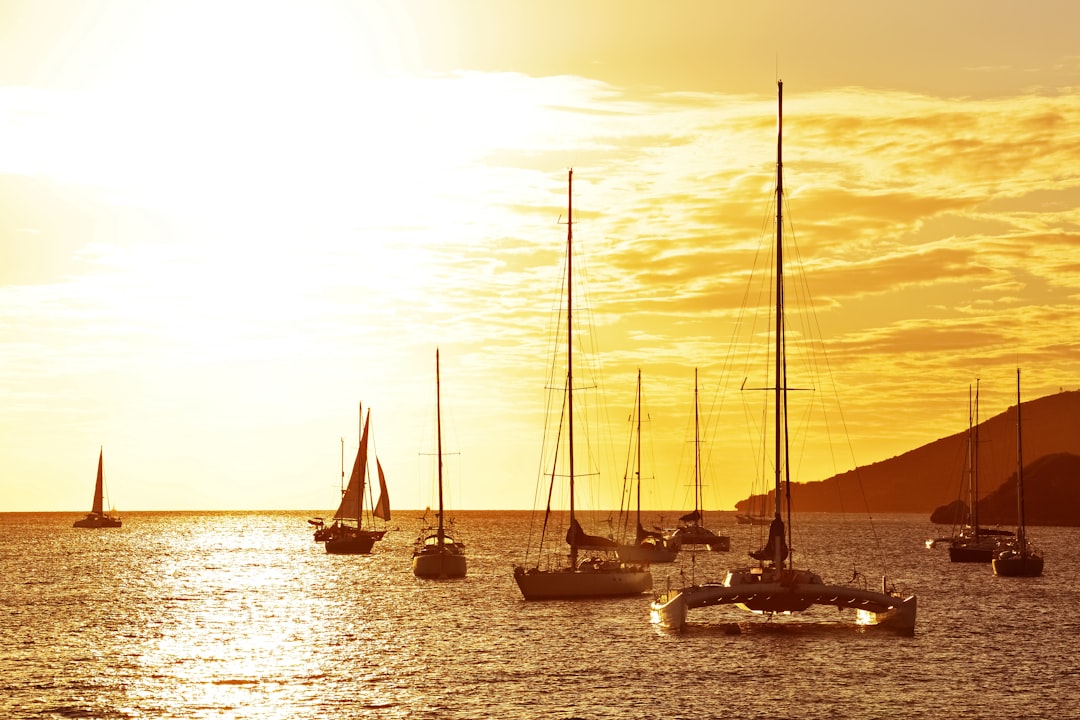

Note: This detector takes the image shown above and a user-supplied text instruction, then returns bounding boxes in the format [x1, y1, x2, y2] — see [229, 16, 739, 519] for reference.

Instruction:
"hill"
[734, 389, 1080, 525]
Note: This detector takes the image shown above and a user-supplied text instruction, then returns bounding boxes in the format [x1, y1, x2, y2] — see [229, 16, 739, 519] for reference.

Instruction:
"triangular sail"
[373, 458, 391, 521]
[91, 448, 104, 515]
[334, 412, 370, 521]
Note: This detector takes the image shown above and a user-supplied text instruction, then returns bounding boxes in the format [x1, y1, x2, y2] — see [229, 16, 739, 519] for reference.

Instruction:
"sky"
[2, 0, 1079, 514]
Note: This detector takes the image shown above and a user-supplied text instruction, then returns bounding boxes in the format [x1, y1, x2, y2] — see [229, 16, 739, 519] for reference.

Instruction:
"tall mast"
[774, 80, 785, 522]
[1015, 368, 1026, 548]
[973, 379, 980, 536]
[635, 369, 642, 527]
[693, 368, 702, 521]
[436, 348, 445, 546]
[566, 169, 577, 567]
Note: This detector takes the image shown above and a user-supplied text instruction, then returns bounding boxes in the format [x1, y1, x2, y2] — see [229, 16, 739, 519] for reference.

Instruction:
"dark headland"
[735, 389, 1080, 526]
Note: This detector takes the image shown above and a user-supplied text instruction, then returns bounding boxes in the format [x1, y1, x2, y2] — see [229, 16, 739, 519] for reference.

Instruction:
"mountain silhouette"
[734, 389, 1080, 526]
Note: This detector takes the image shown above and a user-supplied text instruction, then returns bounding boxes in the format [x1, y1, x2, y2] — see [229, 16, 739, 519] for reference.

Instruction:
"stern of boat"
[856, 593, 917, 636]
[649, 590, 687, 629]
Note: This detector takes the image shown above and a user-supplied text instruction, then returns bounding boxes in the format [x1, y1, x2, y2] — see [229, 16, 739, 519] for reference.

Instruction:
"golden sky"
[2, 1, 1079, 512]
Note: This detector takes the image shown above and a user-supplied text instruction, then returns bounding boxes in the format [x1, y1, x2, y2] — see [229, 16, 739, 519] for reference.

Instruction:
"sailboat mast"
[635, 369, 642, 527]
[1015, 368, 1026, 548]
[436, 348, 445, 546]
[973, 380, 980, 537]
[362, 399, 367, 528]
[693, 368, 702, 521]
[773, 79, 785, 522]
[566, 169, 577, 567]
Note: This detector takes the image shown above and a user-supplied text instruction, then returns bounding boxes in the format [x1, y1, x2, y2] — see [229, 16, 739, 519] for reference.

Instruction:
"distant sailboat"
[322, 404, 391, 554]
[667, 369, 729, 553]
[615, 370, 678, 564]
[513, 169, 652, 600]
[946, 382, 1010, 561]
[412, 349, 467, 579]
[651, 82, 916, 634]
[992, 369, 1044, 577]
[931, 381, 1011, 558]
[73, 448, 122, 529]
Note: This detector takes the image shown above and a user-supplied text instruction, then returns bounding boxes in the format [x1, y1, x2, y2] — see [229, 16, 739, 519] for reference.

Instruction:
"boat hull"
[324, 529, 378, 555]
[73, 513, 122, 529]
[948, 537, 998, 563]
[412, 548, 467, 578]
[514, 564, 652, 600]
[668, 526, 730, 552]
[651, 570, 917, 636]
[616, 543, 678, 564]
[992, 551, 1044, 577]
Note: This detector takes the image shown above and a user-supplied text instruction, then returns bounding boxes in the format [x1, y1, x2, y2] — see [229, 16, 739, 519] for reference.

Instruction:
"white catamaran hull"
[650, 568, 916, 635]
[514, 564, 652, 600]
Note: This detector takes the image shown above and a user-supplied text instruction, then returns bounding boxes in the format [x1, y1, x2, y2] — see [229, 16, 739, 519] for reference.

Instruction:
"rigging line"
[784, 175, 891, 575]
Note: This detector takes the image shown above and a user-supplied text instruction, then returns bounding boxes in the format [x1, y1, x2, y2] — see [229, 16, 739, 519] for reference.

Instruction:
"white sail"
[334, 411, 370, 521]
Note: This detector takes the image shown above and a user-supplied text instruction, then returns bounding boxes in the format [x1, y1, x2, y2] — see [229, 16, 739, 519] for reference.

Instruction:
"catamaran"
[73, 447, 122, 528]
[650, 82, 916, 634]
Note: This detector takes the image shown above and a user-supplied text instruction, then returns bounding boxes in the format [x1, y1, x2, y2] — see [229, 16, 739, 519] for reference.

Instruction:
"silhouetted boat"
[322, 404, 391, 554]
[412, 349, 467, 579]
[666, 369, 729, 553]
[651, 82, 916, 634]
[992, 369, 1044, 577]
[73, 448, 122, 529]
[942, 381, 1012, 561]
[513, 169, 652, 600]
[615, 370, 678, 564]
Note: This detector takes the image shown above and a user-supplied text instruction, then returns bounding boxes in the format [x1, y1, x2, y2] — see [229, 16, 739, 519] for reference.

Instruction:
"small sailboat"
[666, 369, 729, 553]
[513, 169, 652, 600]
[322, 404, 391, 555]
[651, 82, 916, 634]
[615, 370, 678, 564]
[992, 369, 1044, 577]
[412, 349, 467, 579]
[73, 448, 122, 528]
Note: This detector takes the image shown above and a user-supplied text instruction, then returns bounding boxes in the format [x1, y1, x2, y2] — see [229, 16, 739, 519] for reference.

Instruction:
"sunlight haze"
[2, 1, 1079, 513]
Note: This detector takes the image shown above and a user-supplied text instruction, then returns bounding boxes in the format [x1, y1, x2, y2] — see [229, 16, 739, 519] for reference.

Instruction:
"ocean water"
[1, 510, 1076, 719]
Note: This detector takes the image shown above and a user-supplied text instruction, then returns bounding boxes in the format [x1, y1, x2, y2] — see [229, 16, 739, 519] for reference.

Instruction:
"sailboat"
[513, 169, 653, 600]
[73, 447, 122, 528]
[928, 381, 1011, 558]
[412, 349, 467, 579]
[615, 370, 678, 564]
[322, 404, 391, 554]
[651, 82, 916, 634]
[992, 369, 1044, 577]
[666, 369, 730, 553]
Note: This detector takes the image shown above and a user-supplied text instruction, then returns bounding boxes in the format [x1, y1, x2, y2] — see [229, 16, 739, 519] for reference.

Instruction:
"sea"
[1, 510, 1076, 719]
